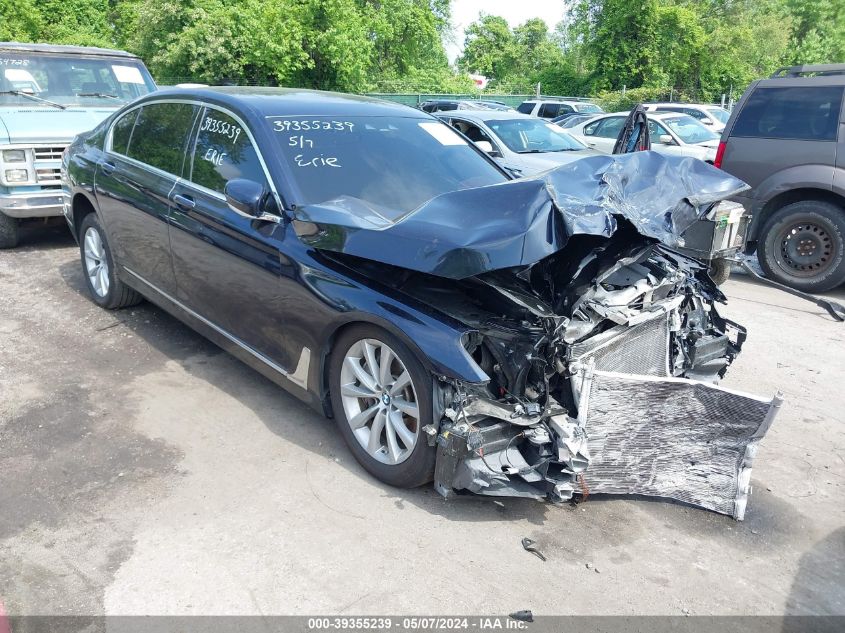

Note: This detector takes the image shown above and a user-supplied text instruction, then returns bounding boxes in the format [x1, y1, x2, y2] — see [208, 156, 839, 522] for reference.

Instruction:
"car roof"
[600, 110, 689, 120]
[437, 109, 537, 123]
[0, 41, 140, 59]
[144, 86, 427, 118]
[645, 103, 721, 109]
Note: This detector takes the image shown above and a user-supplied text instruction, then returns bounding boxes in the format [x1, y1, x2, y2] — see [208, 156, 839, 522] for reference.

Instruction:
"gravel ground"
[1, 223, 843, 619]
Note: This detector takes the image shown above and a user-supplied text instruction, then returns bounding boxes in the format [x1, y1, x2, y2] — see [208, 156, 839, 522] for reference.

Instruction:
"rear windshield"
[707, 107, 730, 124]
[576, 103, 603, 113]
[731, 86, 843, 141]
[0, 51, 155, 107]
[267, 115, 507, 217]
[661, 115, 719, 144]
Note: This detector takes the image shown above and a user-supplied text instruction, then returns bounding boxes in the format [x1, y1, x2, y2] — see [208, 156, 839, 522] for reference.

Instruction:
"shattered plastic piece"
[521, 538, 546, 561]
[509, 611, 534, 623]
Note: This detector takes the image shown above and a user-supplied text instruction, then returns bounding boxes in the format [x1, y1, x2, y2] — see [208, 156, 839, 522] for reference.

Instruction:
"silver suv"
[717, 64, 845, 291]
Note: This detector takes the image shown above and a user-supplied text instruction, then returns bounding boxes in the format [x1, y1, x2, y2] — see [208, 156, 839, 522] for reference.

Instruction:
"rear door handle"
[173, 193, 196, 210]
[99, 160, 116, 175]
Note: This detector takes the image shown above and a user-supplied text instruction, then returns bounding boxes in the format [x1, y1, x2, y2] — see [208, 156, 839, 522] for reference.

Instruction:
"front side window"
[485, 118, 587, 153]
[110, 109, 139, 155]
[0, 52, 155, 107]
[647, 120, 672, 142]
[732, 86, 843, 141]
[267, 115, 507, 218]
[126, 102, 199, 176]
[190, 108, 267, 194]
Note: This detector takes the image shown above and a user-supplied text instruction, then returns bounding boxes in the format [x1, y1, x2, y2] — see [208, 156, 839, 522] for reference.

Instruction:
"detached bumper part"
[434, 374, 781, 519]
[579, 370, 782, 520]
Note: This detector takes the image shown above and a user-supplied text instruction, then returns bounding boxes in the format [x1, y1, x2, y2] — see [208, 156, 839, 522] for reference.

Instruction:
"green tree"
[458, 15, 520, 79]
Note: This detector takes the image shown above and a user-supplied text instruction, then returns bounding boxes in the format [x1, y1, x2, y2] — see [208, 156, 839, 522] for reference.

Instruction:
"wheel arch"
[752, 188, 845, 244]
[71, 191, 100, 240]
[316, 315, 484, 419]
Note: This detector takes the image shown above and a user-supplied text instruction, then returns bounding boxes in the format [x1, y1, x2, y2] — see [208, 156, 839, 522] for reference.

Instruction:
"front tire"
[0, 211, 19, 249]
[329, 325, 436, 488]
[78, 213, 142, 309]
[758, 200, 845, 292]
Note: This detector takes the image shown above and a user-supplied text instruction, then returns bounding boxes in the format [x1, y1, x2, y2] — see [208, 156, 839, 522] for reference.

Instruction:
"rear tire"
[707, 258, 732, 285]
[329, 324, 436, 488]
[0, 212, 19, 249]
[78, 213, 142, 309]
[758, 200, 845, 292]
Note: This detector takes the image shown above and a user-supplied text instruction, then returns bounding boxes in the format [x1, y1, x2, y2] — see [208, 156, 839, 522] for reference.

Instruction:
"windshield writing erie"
[272, 118, 358, 169]
[267, 115, 507, 215]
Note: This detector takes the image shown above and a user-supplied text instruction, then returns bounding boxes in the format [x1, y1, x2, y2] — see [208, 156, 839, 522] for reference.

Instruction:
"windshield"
[485, 118, 588, 153]
[268, 115, 508, 217]
[661, 115, 720, 144]
[0, 52, 155, 107]
[707, 107, 730, 124]
[577, 103, 603, 113]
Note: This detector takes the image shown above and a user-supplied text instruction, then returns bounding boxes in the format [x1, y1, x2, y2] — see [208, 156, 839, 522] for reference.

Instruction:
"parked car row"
[3, 41, 845, 294]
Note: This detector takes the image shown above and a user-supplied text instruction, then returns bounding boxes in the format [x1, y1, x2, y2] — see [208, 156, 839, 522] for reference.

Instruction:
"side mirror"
[658, 134, 676, 145]
[224, 179, 281, 223]
[474, 140, 495, 155]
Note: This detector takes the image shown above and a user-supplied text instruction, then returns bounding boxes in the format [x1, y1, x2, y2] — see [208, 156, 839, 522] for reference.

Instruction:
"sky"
[446, 0, 567, 63]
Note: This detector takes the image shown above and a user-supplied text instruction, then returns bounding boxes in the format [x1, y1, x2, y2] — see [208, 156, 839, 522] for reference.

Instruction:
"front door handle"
[173, 193, 196, 210]
[99, 160, 116, 175]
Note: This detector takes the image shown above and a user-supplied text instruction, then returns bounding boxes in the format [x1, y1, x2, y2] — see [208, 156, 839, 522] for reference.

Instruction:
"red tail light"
[714, 141, 727, 169]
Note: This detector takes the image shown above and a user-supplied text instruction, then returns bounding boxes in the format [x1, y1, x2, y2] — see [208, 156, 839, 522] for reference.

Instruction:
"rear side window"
[732, 86, 843, 141]
[110, 109, 139, 155]
[517, 102, 535, 114]
[127, 102, 199, 175]
[539, 103, 572, 118]
[189, 108, 267, 194]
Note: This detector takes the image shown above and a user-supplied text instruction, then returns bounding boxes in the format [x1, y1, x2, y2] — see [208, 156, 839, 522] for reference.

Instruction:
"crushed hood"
[293, 152, 748, 279]
[0, 106, 116, 144]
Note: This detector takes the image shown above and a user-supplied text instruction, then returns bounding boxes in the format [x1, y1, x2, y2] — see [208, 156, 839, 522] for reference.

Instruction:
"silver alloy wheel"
[339, 338, 420, 465]
[83, 226, 110, 298]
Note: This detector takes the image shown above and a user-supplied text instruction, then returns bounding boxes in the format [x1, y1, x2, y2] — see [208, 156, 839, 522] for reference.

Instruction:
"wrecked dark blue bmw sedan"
[63, 88, 780, 520]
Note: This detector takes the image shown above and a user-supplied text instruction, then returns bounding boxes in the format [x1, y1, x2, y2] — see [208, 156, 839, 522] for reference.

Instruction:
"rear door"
[167, 105, 297, 369]
[96, 101, 199, 293]
[581, 116, 625, 153]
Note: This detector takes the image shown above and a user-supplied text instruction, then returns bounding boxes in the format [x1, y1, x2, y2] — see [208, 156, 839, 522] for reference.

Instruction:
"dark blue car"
[62, 87, 780, 519]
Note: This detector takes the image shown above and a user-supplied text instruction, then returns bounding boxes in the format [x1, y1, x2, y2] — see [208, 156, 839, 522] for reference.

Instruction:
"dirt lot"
[1, 223, 844, 618]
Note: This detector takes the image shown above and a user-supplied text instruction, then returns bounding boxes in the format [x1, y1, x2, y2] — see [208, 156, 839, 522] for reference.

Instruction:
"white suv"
[517, 99, 604, 119]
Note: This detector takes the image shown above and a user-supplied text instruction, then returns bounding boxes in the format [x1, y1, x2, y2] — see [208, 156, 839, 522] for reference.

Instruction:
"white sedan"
[567, 111, 722, 162]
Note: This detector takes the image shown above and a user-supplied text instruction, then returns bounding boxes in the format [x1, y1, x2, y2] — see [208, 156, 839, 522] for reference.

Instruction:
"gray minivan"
[717, 64, 845, 292]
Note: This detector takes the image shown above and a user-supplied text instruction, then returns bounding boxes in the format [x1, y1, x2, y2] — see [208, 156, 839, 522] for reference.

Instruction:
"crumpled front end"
[425, 234, 781, 520]
[304, 153, 780, 519]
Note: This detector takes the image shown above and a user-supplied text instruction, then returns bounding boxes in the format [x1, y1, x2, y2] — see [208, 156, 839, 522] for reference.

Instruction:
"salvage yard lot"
[1, 224, 844, 617]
